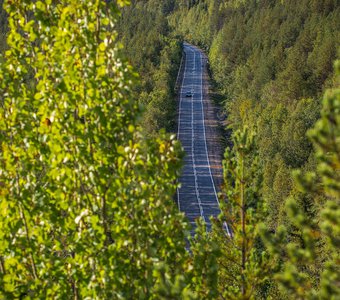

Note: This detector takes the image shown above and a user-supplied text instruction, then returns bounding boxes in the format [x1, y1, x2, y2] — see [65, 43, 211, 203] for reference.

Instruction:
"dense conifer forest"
[0, 0, 339, 299]
[170, 1, 340, 297]
[117, 0, 182, 134]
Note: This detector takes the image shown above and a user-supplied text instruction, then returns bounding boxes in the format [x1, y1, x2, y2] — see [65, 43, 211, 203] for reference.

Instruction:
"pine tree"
[212, 128, 273, 299]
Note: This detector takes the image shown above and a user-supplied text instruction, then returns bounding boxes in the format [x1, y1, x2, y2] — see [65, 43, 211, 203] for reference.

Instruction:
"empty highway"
[177, 43, 227, 234]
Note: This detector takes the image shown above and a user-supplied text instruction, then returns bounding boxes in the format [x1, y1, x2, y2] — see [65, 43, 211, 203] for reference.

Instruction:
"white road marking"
[192, 51, 205, 222]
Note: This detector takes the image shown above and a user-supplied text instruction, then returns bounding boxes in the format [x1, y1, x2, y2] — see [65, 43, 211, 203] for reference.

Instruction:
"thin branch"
[19, 204, 38, 280]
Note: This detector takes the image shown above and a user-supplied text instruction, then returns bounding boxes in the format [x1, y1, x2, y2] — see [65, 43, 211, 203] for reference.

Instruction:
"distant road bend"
[177, 43, 230, 235]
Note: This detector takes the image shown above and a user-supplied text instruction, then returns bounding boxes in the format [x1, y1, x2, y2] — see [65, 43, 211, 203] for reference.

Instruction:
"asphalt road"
[177, 43, 223, 234]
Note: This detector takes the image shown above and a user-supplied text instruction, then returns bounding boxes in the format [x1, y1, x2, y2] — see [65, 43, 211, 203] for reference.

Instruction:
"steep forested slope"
[117, 0, 181, 134]
[171, 0, 340, 228]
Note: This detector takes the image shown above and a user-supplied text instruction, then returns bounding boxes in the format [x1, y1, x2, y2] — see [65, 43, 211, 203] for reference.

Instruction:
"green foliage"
[0, 1, 192, 298]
